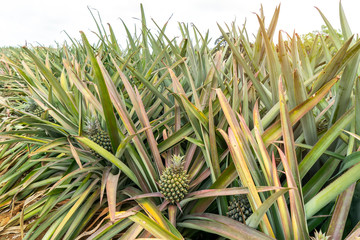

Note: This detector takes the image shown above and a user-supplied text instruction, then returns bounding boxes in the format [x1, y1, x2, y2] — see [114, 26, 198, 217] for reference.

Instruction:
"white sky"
[0, 0, 359, 48]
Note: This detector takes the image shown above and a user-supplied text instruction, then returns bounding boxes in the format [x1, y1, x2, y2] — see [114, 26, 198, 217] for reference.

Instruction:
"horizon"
[0, 0, 358, 48]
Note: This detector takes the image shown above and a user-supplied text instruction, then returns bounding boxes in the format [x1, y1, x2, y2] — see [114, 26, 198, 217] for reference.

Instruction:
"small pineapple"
[159, 155, 189, 204]
[310, 230, 330, 240]
[317, 118, 328, 133]
[33, 107, 45, 118]
[26, 101, 42, 117]
[25, 100, 54, 122]
[227, 195, 253, 223]
[86, 118, 112, 158]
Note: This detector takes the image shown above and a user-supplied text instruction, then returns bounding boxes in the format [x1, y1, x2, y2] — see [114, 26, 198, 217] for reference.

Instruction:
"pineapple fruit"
[317, 118, 328, 133]
[159, 155, 190, 204]
[227, 195, 253, 223]
[86, 118, 112, 158]
[26, 101, 44, 117]
[25, 100, 54, 122]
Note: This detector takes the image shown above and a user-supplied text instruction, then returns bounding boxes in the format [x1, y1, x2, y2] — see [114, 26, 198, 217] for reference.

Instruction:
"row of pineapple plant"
[0, 2, 359, 239]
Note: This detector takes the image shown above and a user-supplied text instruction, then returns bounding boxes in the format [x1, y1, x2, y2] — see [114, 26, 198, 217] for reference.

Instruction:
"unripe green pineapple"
[26, 101, 54, 122]
[159, 155, 189, 204]
[26, 101, 42, 117]
[86, 118, 112, 158]
[227, 195, 253, 223]
[33, 106, 45, 118]
[317, 118, 328, 133]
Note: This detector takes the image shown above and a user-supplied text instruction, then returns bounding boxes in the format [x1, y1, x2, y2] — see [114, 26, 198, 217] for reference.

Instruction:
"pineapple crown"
[85, 117, 102, 136]
[310, 230, 330, 240]
[171, 155, 185, 169]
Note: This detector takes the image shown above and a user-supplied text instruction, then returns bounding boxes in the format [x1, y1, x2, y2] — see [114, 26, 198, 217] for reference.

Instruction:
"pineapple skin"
[159, 155, 189, 204]
[26, 102, 55, 122]
[89, 129, 112, 158]
[227, 195, 253, 223]
[86, 118, 112, 158]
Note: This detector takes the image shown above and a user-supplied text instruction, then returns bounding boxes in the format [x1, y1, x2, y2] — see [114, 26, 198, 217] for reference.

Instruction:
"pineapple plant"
[159, 155, 190, 204]
[227, 195, 253, 223]
[1, 3, 360, 240]
[85, 117, 112, 158]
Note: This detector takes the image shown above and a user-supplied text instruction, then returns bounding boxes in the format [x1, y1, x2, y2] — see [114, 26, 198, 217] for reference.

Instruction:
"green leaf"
[246, 188, 289, 228]
[256, 14, 280, 103]
[76, 136, 139, 186]
[216, 88, 274, 236]
[299, 107, 354, 179]
[81, 32, 120, 152]
[336, 150, 360, 177]
[262, 77, 338, 145]
[326, 183, 356, 240]
[330, 52, 360, 126]
[123, 187, 170, 232]
[179, 213, 275, 240]
[339, 1, 352, 40]
[106, 172, 120, 223]
[129, 212, 182, 240]
[63, 189, 100, 240]
[22, 47, 78, 116]
[311, 36, 353, 94]
[305, 160, 360, 219]
[278, 78, 309, 238]
[182, 186, 284, 205]
[50, 179, 99, 240]
[315, 7, 342, 49]
[217, 24, 272, 110]
[116, 64, 164, 172]
[191, 163, 237, 213]
[158, 123, 193, 153]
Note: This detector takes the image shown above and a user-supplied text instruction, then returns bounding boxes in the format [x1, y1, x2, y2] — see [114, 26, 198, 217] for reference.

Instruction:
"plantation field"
[0, 3, 360, 240]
